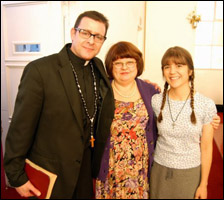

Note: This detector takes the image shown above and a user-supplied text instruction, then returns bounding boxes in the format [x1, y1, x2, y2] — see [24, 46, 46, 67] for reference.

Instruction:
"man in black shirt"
[4, 11, 115, 199]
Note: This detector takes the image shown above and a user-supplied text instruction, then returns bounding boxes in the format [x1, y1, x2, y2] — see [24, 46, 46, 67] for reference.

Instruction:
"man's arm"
[4, 62, 44, 188]
[143, 79, 161, 92]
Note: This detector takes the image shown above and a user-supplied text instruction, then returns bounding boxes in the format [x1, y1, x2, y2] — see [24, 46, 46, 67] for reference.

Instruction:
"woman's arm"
[195, 124, 214, 199]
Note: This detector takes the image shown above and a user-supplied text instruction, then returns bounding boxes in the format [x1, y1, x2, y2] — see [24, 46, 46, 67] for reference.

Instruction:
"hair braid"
[190, 72, 196, 124]
[158, 82, 169, 123]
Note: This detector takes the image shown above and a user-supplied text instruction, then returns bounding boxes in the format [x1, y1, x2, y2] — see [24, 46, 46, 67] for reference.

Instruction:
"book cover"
[25, 159, 57, 199]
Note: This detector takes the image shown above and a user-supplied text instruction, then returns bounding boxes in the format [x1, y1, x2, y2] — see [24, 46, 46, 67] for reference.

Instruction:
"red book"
[25, 159, 57, 199]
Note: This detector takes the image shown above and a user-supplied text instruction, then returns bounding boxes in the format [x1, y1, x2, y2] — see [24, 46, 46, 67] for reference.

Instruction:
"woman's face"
[163, 61, 192, 89]
[112, 58, 138, 85]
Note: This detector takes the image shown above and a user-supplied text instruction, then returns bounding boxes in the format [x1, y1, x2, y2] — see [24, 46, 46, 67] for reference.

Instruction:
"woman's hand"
[195, 185, 207, 199]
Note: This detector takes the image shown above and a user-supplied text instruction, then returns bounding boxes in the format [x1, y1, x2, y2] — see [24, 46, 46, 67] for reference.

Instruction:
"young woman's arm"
[195, 124, 214, 199]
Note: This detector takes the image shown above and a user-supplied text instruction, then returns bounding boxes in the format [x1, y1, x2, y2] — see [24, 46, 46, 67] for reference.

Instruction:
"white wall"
[1, 1, 146, 157]
[63, 1, 145, 61]
[1, 1, 64, 159]
[144, 1, 223, 105]
[1, 5, 9, 155]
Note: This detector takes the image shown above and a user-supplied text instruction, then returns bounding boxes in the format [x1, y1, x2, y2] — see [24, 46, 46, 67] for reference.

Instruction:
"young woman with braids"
[150, 46, 218, 199]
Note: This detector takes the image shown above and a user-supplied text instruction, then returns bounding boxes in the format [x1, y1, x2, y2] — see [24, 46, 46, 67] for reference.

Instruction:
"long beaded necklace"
[167, 91, 190, 129]
[70, 61, 98, 147]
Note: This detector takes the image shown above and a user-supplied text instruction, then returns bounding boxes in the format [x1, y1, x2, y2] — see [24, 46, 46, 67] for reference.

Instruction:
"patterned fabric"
[96, 98, 149, 199]
[152, 92, 217, 169]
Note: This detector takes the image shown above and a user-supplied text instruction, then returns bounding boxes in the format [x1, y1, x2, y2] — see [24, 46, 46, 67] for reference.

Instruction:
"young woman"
[150, 46, 217, 199]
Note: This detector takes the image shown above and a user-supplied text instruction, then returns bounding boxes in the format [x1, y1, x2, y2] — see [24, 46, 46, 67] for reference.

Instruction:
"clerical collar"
[84, 61, 90, 66]
[67, 44, 90, 67]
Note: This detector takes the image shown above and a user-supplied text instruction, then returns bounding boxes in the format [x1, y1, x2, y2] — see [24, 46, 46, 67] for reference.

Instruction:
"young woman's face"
[163, 61, 192, 89]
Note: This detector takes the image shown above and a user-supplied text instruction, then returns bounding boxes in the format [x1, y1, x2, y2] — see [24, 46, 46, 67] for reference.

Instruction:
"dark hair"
[105, 41, 144, 79]
[74, 11, 109, 36]
[158, 46, 196, 124]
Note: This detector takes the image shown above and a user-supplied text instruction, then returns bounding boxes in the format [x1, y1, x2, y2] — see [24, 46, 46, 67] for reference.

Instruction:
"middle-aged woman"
[95, 41, 159, 199]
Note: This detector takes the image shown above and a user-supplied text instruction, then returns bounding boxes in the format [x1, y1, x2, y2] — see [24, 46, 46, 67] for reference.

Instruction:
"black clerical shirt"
[67, 46, 100, 148]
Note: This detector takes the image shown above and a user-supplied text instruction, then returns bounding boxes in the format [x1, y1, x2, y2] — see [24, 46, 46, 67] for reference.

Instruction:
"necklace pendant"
[172, 122, 175, 129]
[90, 118, 94, 123]
[90, 135, 95, 148]
[70, 61, 98, 149]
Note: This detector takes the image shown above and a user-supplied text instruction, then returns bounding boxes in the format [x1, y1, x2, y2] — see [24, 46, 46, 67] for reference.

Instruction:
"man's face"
[70, 17, 106, 61]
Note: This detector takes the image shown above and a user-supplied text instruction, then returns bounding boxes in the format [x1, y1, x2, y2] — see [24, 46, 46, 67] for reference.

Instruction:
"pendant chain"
[70, 61, 98, 147]
[167, 91, 190, 129]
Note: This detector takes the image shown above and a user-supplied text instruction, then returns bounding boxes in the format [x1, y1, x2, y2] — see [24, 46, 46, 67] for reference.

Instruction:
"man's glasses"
[75, 28, 107, 43]
[113, 61, 137, 69]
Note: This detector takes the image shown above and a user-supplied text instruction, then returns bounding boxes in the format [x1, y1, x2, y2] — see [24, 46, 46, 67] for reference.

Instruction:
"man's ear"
[70, 28, 75, 41]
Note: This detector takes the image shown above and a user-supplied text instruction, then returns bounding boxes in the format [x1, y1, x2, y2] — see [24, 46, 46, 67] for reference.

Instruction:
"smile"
[84, 46, 94, 51]
[170, 77, 180, 80]
[120, 72, 129, 75]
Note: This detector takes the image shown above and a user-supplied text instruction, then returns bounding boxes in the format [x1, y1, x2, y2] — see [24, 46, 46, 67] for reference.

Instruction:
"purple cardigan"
[97, 78, 159, 181]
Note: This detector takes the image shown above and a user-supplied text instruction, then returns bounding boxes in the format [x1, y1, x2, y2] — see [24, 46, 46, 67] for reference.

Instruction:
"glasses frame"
[113, 61, 137, 69]
[75, 27, 107, 43]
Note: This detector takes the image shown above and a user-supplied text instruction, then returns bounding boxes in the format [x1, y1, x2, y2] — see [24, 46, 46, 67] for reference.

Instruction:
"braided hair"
[158, 82, 169, 122]
[158, 46, 196, 124]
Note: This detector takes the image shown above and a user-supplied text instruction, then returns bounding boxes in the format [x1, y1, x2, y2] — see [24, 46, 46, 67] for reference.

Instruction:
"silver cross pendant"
[172, 122, 175, 129]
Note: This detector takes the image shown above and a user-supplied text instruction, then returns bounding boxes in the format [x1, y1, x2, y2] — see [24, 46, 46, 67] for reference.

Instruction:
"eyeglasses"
[113, 61, 137, 69]
[75, 28, 107, 43]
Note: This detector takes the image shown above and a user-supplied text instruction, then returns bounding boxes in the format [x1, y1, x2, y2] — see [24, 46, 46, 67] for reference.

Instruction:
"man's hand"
[16, 181, 41, 198]
[144, 79, 161, 92]
[211, 114, 221, 130]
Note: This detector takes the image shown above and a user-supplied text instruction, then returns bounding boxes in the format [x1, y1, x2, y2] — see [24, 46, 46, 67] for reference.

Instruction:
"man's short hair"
[74, 11, 109, 36]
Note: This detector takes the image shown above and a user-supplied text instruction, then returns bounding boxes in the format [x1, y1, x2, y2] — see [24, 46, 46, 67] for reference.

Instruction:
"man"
[4, 11, 115, 199]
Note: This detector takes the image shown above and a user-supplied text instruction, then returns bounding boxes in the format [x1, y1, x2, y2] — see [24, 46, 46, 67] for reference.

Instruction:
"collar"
[67, 44, 90, 68]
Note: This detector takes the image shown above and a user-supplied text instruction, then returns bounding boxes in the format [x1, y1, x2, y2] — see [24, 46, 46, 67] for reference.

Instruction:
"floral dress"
[96, 98, 150, 199]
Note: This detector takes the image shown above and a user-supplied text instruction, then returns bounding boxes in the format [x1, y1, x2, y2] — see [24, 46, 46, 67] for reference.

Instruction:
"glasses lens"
[79, 29, 90, 39]
[126, 61, 136, 68]
[76, 28, 106, 43]
[113, 61, 136, 69]
[94, 35, 105, 43]
[114, 62, 122, 68]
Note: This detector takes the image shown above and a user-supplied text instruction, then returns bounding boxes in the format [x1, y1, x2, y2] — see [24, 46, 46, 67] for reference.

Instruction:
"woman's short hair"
[105, 41, 144, 79]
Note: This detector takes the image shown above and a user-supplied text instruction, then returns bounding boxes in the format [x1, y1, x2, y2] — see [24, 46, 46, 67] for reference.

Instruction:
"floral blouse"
[96, 98, 150, 199]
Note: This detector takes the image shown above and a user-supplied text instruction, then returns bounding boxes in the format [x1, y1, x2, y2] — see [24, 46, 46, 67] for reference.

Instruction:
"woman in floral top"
[95, 41, 159, 199]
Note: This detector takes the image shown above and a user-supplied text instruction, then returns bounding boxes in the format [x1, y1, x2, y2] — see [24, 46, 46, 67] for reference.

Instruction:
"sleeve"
[151, 94, 160, 117]
[203, 98, 217, 125]
[3, 61, 44, 187]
